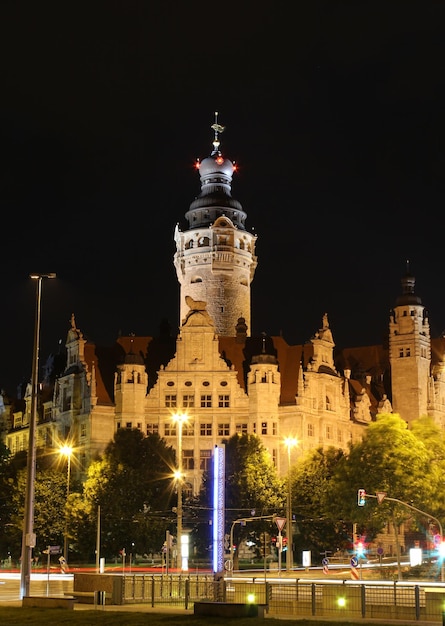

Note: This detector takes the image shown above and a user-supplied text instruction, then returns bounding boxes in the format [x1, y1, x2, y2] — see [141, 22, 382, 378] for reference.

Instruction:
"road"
[0, 572, 73, 602]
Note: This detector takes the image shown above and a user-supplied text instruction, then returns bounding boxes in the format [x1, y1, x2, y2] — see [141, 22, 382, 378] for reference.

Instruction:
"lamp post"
[59, 444, 73, 564]
[172, 412, 187, 571]
[20, 272, 56, 600]
[284, 436, 298, 572]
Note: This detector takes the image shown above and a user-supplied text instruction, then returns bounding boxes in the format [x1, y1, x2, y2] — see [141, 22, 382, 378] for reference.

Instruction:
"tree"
[410, 415, 445, 519]
[292, 446, 349, 560]
[72, 429, 176, 560]
[197, 434, 285, 566]
[9, 467, 67, 562]
[328, 413, 433, 550]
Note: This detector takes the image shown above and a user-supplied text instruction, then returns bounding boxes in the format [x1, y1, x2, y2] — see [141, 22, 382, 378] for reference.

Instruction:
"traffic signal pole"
[359, 491, 444, 582]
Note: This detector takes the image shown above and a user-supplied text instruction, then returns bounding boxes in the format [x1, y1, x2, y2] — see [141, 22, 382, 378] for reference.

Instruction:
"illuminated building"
[5, 116, 445, 537]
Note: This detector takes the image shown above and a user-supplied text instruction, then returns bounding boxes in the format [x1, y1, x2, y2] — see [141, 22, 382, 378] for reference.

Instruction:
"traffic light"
[357, 489, 366, 506]
[356, 541, 365, 557]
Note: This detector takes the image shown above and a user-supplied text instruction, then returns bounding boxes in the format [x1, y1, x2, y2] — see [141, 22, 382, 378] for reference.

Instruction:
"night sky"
[1, 2, 445, 396]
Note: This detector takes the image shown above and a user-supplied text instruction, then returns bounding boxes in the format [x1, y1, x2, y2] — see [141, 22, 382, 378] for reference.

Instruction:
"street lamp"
[172, 412, 188, 571]
[59, 444, 73, 564]
[284, 436, 298, 572]
[20, 272, 56, 600]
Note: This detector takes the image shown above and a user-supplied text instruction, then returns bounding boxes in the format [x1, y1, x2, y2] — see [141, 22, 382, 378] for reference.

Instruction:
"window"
[272, 422, 277, 435]
[165, 394, 177, 408]
[183, 421, 194, 436]
[200, 423, 212, 436]
[218, 394, 230, 408]
[272, 449, 277, 467]
[326, 396, 332, 411]
[261, 422, 268, 435]
[235, 423, 248, 434]
[218, 423, 230, 436]
[80, 423, 87, 438]
[399, 348, 404, 357]
[183, 449, 194, 470]
[126, 422, 132, 429]
[62, 389, 72, 412]
[307, 423, 314, 437]
[44, 406, 52, 421]
[201, 395, 212, 408]
[137, 422, 142, 430]
[252, 422, 257, 434]
[146, 423, 159, 435]
[326, 425, 332, 439]
[337, 428, 343, 443]
[200, 449, 212, 471]
[406, 347, 411, 356]
[183, 394, 195, 408]
[164, 423, 177, 436]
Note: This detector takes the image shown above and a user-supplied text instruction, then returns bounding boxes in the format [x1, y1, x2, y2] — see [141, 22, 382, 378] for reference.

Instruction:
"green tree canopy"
[197, 434, 285, 564]
[73, 429, 176, 560]
[329, 413, 433, 538]
[292, 446, 349, 558]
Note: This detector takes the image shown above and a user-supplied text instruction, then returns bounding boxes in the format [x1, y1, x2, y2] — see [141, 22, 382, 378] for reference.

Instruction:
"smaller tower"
[389, 262, 431, 423]
[114, 338, 148, 424]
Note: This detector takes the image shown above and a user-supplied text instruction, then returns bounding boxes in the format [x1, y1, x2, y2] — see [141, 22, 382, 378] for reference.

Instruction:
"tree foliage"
[71, 429, 177, 560]
[197, 434, 285, 564]
[292, 447, 350, 557]
[290, 413, 445, 562]
[328, 414, 432, 534]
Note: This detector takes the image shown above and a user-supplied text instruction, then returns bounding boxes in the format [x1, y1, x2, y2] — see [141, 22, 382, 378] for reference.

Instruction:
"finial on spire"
[211, 111, 225, 155]
[261, 331, 267, 353]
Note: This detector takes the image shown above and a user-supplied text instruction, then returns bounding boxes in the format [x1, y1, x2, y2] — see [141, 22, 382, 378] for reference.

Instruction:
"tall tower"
[389, 264, 431, 423]
[174, 113, 257, 336]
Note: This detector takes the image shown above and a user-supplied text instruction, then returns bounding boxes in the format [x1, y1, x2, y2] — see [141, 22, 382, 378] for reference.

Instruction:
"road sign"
[351, 565, 359, 580]
[275, 517, 286, 531]
[350, 556, 359, 580]
[376, 492, 386, 504]
[43, 545, 60, 555]
[322, 557, 329, 566]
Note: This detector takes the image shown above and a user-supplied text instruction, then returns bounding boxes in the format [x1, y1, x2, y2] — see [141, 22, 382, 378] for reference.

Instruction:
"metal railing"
[120, 574, 445, 622]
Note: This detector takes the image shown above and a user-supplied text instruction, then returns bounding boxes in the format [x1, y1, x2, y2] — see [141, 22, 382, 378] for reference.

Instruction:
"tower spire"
[210, 111, 225, 155]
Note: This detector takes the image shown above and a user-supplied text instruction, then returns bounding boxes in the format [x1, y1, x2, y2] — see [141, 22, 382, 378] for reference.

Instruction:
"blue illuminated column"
[213, 444, 225, 575]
